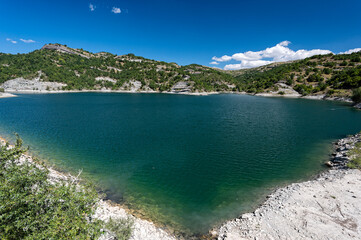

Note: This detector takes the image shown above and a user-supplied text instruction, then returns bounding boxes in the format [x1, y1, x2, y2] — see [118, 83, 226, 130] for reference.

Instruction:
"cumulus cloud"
[89, 3, 96, 11]
[6, 38, 17, 44]
[111, 7, 121, 14]
[340, 48, 361, 54]
[210, 61, 219, 65]
[225, 60, 274, 70]
[212, 55, 232, 62]
[20, 39, 35, 43]
[212, 41, 332, 70]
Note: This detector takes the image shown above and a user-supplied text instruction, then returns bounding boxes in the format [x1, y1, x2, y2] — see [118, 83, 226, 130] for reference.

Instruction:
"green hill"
[228, 52, 361, 98]
[0, 44, 234, 92]
[0, 43, 360, 102]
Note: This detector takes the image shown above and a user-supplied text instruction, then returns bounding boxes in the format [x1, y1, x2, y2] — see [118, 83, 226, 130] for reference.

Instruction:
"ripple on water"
[0, 93, 360, 234]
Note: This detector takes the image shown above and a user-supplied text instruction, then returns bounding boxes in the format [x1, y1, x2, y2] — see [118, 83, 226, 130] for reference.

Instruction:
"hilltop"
[0, 44, 360, 102]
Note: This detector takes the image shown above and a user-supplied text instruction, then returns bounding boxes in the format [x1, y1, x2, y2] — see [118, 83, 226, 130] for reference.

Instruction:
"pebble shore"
[215, 133, 361, 240]
[2, 133, 361, 239]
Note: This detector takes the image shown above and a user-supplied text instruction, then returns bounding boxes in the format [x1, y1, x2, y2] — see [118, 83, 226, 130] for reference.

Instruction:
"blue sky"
[1, 0, 361, 69]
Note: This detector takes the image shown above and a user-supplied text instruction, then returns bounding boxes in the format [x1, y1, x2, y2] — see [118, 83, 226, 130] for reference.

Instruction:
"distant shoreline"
[0, 92, 17, 98]
[2, 89, 359, 109]
[3, 89, 220, 96]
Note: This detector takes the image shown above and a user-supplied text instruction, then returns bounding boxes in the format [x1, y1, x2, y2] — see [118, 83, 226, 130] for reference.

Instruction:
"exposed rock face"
[1, 73, 67, 91]
[216, 134, 361, 240]
[122, 80, 142, 92]
[171, 81, 191, 93]
[95, 77, 117, 83]
[255, 83, 301, 97]
[354, 102, 361, 109]
[42, 44, 90, 58]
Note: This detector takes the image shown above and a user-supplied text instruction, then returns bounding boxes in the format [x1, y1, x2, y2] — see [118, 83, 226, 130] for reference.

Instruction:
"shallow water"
[0, 93, 360, 234]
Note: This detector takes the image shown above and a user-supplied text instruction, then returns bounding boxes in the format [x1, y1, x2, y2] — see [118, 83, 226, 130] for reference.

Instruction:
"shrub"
[293, 84, 313, 96]
[322, 68, 331, 74]
[0, 135, 103, 239]
[326, 89, 335, 96]
[347, 142, 361, 170]
[105, 217, 133, 240]
[340, 61, 348, 66]
[0, 88, 4, 92]
[351, 87, 361, 103]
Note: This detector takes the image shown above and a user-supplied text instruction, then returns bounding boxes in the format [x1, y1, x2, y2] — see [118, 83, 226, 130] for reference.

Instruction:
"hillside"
[0, 44, 361, 102]
[229, 52, 361, 99]
[0, 44, 235, 93]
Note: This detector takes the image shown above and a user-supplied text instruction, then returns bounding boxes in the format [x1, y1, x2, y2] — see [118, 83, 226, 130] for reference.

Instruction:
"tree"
[352, 87, 361, 103]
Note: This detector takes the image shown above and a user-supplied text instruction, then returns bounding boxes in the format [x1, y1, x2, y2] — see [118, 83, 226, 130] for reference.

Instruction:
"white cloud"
[212, 41, 332, 70]
[89, 3, 96, 11]
[20, 39, 35, 43]
[6, 38, 17, 44]
[224, 60, 273, 70]
[340, 48, 361, 54]
[210, 61, 219, 65]
[111, 7, 121, 14]
[212, 55, 232, 62]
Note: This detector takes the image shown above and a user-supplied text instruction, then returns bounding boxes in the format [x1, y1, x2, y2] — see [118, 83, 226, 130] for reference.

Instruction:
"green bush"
[347, 142, 361, 169]
[105, 217, 133, 240]
[351, 87, 361, 103]
[0, 88, 4, 92]
[0, 135, 103, 239]
[326, 89, 335, 96]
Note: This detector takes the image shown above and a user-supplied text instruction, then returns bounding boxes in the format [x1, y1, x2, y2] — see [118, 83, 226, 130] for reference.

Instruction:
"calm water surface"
[0, 93, 360, 234]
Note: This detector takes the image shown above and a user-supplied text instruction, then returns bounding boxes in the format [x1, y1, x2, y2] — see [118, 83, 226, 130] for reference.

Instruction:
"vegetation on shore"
[0, 43, 361, 100]
[351, 87, 361, 103]
[347, 140, 361, 170]
[0, 135, 133, 240]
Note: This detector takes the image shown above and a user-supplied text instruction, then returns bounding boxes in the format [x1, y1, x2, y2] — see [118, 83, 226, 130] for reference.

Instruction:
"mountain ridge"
[0, 44, 360, 102]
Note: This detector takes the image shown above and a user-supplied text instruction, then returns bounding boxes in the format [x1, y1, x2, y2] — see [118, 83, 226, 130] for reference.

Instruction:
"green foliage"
[0, 88, 4, 92]
[326, 89, 335, 96]
[105, 218, 133, 240]
[351, 87, 361, 103]
[347, 142, 361, 169]
[1, 44, 361, 96]
[293, 84, 313, 95]
[327, 66, 361, 89]
[0, 135, 103, 239]
[0, 48, 237, 93]
[307, 73, 323, 82]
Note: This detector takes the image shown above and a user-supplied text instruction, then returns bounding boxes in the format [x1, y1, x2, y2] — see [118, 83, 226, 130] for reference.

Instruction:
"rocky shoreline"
[0, 92, 16, 98]
[215, 133, 361, 240]
[1, 132, 361, 239]
[0, 136, 176, 240]
[2, 88, 360, 109]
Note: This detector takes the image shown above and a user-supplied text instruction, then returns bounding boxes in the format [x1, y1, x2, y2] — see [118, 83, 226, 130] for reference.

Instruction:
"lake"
[0, 93, 360, 235]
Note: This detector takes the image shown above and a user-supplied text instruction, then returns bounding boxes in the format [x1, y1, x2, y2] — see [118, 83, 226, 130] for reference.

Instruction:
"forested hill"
[0, 43, 361, 102]
[226, 51, 361, 99]
[0, 44, 235, 93]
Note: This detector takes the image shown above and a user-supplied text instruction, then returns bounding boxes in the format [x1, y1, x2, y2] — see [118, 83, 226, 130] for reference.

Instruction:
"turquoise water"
[0, 93, 361, 234]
